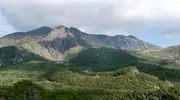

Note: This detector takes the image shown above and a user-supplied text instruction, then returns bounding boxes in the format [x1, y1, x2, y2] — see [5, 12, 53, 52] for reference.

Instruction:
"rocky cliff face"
[70, 27, 160, 51]
[39, 26, 77, 53]
[0, 25, 160, 55]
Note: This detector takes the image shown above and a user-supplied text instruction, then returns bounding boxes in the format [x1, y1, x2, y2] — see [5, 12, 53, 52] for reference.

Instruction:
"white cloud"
[121, 0, 180, 19]
[0, 12, 15, 36]
[0, 0, 180, 37]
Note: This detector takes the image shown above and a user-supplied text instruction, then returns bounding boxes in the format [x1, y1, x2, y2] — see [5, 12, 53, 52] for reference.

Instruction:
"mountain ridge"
[0, 26, 52, 47]
[0, 25, 161, 52]
[135, 45, 180, 68]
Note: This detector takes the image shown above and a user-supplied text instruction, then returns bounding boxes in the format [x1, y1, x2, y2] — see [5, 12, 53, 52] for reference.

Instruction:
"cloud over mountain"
[1, 0, 180, 37]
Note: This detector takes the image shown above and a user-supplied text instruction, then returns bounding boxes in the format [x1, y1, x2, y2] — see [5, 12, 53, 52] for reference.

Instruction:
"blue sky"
[138, 31, 180, 47]
[1, 0, 180, 47]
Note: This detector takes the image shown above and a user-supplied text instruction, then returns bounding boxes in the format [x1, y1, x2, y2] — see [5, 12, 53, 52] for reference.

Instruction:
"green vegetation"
[134, 62, 180, 82]
[135, 45, 180, 68]
[65, 47, 180, 82]
[0, 46, 45, 67]
[1, 46, 180, 99]
[0, 64, 179, 100]
[16, 40, 63, 61]
[47, 67, 170, 91]
[64, 45, 84, 60]
[69, 47, 139, 71]
[0, 80, 180, 100]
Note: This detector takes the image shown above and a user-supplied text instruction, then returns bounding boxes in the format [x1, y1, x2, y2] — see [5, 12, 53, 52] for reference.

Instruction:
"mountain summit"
[0, 25, 160, 53]
[45, 26, 74, 41]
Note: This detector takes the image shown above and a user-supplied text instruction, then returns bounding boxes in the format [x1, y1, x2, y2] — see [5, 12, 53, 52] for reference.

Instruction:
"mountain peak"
[128, 35, 138, 39]
[45, 26, 74, 41]
[0, 25, 160, 52]
[114, 35, 126, 38]
[35, 26, 51, 30]
[56, 25, 65, 28]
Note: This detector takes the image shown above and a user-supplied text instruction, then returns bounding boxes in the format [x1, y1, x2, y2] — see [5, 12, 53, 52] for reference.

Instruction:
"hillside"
[0, 46, 45, 67]
[0, 25, 160, 52]
[68, 47, 139, 71]
[1, 43, 180, 82]
[63, 47, 180, 82]
[135, 45, 180, 68]
[0, 26, 52, 47]
[39, 26, 160, 53]
[0, 45, 180, 99]
[1, 25, 180, 99]
[0, 63, 177, 100]
[17, 41, 64, 61]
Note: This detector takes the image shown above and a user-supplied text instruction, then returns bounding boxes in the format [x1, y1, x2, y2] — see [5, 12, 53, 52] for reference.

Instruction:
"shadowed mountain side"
[0, 46, 46, 67]
[0, 25, 160, 52]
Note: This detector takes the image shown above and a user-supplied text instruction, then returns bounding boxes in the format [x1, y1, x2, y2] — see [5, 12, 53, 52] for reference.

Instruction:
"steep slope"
[38, 26, 160, 56]
[135, 45, 180, 68]
[68, 47, 139, 71]
[39, 26, 77, 53]
[0, 46, 45, 67]
[69, 27, 160, 51]
[0, 25, 160, 52]
[17, 41, 64, 60]
[64, 45, 85, 60]
[0, 26, 52, 47]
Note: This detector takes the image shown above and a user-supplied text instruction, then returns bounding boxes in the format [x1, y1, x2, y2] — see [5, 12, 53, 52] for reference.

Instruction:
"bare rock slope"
[0, 25, 161, 61]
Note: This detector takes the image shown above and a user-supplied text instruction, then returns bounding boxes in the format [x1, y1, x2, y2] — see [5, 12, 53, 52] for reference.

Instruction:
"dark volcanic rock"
[0, 26, 52, 47]
[0, 25, 160, 52]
